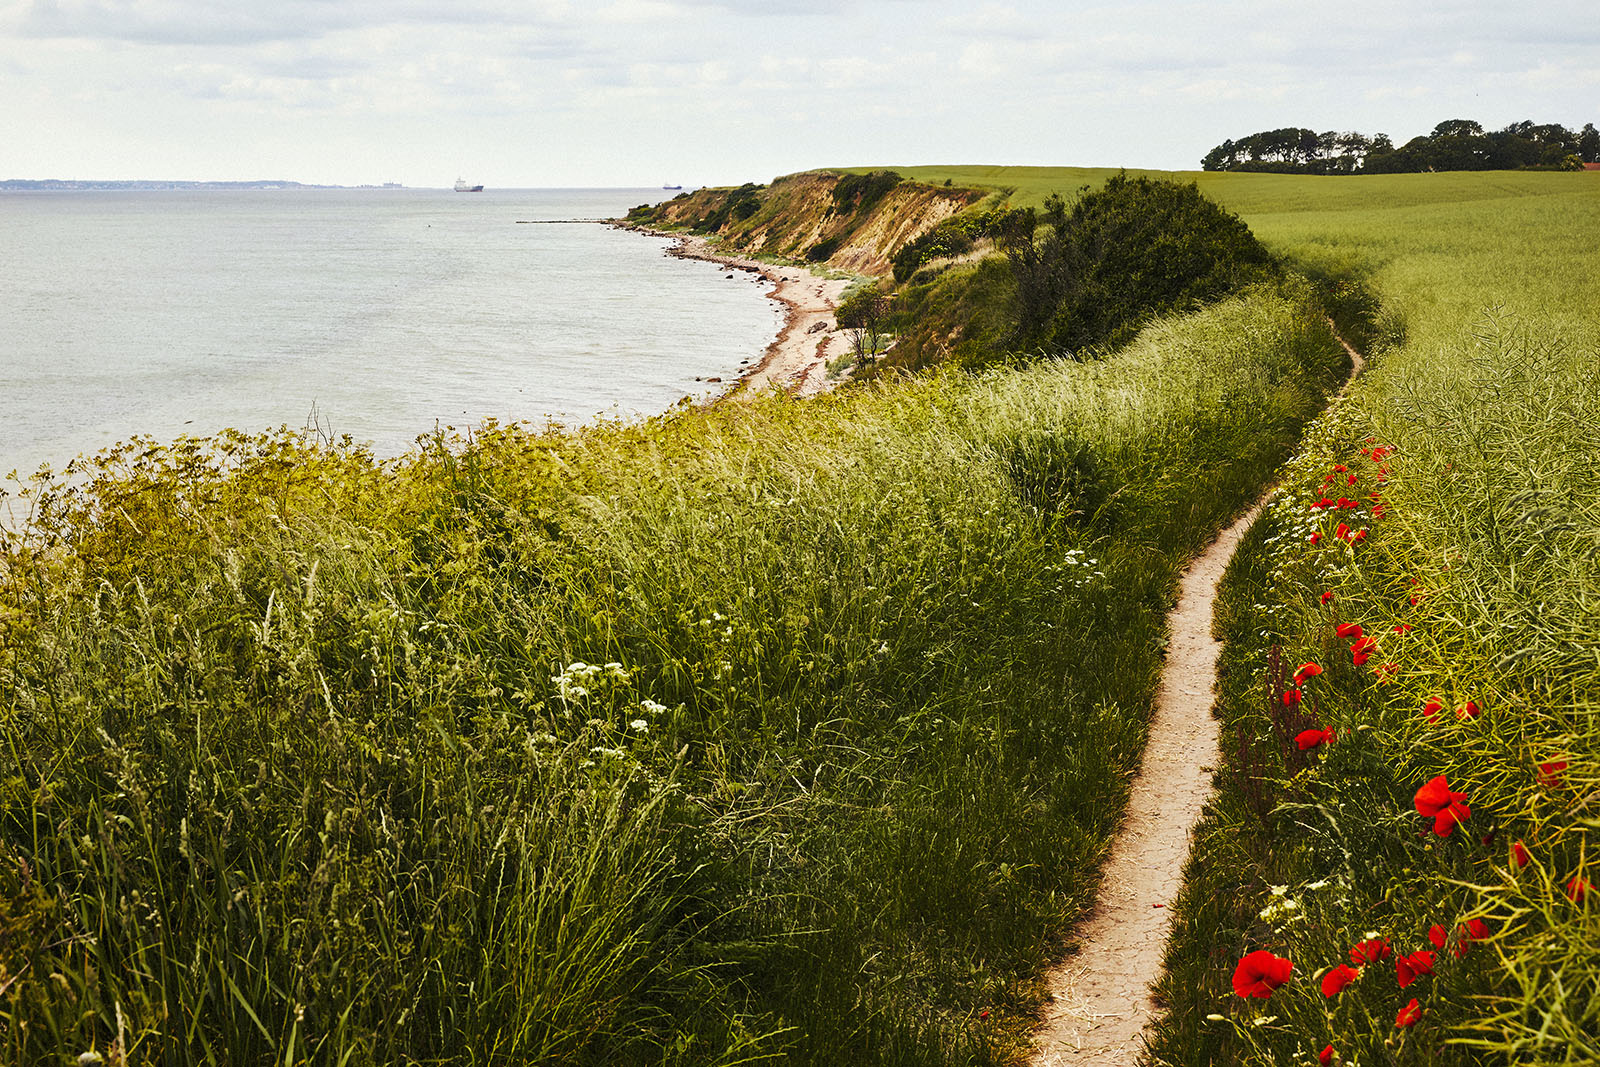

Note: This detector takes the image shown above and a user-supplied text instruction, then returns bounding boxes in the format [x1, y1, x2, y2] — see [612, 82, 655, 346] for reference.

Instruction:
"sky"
[2, 0, 1597, 187]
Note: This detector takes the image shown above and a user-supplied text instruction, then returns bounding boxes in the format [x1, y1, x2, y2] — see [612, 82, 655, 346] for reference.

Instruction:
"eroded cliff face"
[642, 171, 986, 277]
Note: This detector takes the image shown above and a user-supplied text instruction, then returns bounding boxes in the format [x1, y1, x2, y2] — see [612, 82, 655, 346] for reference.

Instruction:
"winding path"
[1028, 325, 1365, 1066]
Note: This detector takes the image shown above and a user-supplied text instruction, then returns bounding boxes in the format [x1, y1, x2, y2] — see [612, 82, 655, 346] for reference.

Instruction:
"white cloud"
[2, 0, 1596, 184]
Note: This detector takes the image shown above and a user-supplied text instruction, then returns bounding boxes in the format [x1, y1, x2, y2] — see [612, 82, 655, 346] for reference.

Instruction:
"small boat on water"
[454, 178, 484, 192]
[662, 182, 683, 190]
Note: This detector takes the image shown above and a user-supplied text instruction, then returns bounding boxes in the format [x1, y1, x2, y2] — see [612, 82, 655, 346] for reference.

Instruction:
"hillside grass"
[0, 281, 1346, 1065]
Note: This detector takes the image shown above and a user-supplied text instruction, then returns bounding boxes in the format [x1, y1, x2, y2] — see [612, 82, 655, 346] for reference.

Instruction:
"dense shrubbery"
[0, 283, 1346, 1066]
[696, 183, 765, 232]
[891, 226, 974, 282]
[999, 174, 1274, 353]
[888, 208, 1010, 283]
[829, 170, 902, 215]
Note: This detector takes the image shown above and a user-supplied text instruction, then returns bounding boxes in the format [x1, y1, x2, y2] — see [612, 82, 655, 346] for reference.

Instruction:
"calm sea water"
[1, 188, 780, 485]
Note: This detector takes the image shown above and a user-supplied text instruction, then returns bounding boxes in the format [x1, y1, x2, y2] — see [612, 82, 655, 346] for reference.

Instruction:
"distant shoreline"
[0, 179, 351, 191]
[622, 225, 851, 398]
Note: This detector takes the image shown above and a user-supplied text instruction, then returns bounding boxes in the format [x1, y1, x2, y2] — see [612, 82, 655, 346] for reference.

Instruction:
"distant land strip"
[0, 179, 389, 190]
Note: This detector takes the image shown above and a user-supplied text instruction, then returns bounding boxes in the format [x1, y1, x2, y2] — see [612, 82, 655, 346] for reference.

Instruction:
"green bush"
[829, 170, 902, 215]
[1001, 173, 1274, 353]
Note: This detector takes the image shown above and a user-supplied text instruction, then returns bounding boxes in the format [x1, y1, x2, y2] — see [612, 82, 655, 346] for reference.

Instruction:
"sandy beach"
[638, 229, 855, 398]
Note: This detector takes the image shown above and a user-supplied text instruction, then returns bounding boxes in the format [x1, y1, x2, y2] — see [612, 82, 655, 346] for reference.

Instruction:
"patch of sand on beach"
[655, 232, 855, 398]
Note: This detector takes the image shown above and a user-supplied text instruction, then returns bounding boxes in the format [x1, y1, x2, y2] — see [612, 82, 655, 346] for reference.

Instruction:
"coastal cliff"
[628, 170, 988, 277]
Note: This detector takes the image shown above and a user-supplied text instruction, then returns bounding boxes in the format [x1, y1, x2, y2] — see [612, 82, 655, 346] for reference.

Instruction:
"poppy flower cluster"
[1320, 964, 1359, 998]
[1394, 950, 1435, 988]
[1284, 661, 1325, 708]
[1349, 937, 1392, 965]
[1232, 949, 1293, 998]
[1297, 727, 1334, 751]
[1537, 759, 1568, 789]
[1430, 919, 1489, 959]
[1414, 776, 1471, 837]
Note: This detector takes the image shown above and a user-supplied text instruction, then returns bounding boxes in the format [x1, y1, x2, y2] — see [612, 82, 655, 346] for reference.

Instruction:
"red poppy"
[1422, 698, 1444, 724]
[1319, 1044, 1335, 1066]
[1350, 636, 1378, 665]
[1537, 760, 1568, 788]
[1393, 623, 1413, 633]
[1311, 497, 1335, 510]
[1347, 473, 1358, 486]
[1395, 950, 1435, 988]
[1333, 465, 1348, 473]
[1324, 473, 1336, 484]
[1512, 841, 1531, 868]
[1408, 595, 1420, 605]
[1320, 964, 1359, 998]
[1372, 447, 1390, 461]
[1232, 950, 1293, 998]
[1568, 876, 1591, 904]
[1455, 701, 1481, 720]
[1351, 528, 1369, 543]
[1297, 728, 1333, 750]
[1336, 622, 1364, 640]
[1372, 503, 1387, 519]
[1320, 591, 1334, 604]
[1336, 496, 1359, 509]
[1310, 532, 1322, 545]
[1414, 776, 1470, 837]
[1335, 522, 1352, 541]
[1294, 662, 1323, 684]
[1349, 937, 1392, 966]
[1283, 688, 1304, 706]
[1395, 998, 1422, 1028]
[1427, 924, 1448, 950]
[1454, 919, 1489, 958]
[1375, 661, 1398, 683]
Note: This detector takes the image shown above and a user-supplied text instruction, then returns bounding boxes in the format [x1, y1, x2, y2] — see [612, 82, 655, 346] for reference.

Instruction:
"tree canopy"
[1202, 120, 1599, 174]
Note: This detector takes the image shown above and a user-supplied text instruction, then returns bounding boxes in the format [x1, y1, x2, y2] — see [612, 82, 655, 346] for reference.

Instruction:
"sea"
[0, 187, 781, 490]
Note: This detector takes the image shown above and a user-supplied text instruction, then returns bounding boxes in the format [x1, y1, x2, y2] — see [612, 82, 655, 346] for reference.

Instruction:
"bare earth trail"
[1030, 325, 1366, 1066]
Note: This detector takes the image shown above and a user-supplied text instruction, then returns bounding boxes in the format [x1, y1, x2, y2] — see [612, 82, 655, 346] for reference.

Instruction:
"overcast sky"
[3, 0, 1596, 187]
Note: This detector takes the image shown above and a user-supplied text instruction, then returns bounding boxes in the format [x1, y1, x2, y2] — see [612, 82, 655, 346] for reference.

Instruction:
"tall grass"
[0, 281, 1345, 1065]
[1137, 173, 1600, 1064]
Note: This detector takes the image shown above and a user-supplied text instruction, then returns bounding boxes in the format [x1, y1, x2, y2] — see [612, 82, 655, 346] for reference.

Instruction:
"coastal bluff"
[628, 169, 987, 277]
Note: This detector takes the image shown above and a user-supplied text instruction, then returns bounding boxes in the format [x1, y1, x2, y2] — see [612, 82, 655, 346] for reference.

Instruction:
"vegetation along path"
[1031, 325, 1366, 1066]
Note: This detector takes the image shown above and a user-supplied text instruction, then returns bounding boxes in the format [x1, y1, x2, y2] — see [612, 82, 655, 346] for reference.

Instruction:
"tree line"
[1202, 120, 1600, 173]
